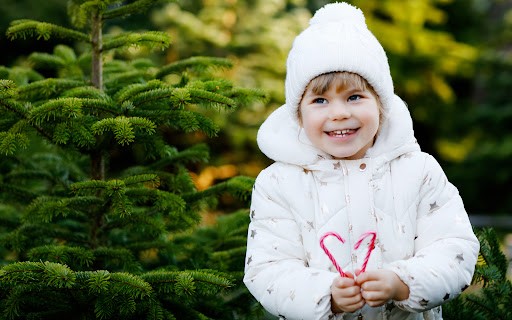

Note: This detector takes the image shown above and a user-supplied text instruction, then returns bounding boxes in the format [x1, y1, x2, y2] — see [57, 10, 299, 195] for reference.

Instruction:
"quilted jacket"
[244, 95, 479, 320]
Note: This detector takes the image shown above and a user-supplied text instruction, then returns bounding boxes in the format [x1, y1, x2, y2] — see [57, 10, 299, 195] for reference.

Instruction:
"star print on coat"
[289, 290, 296, 300]
[303, 168, 311, 175]
[267, 285, 274, 294]
[333, 162, 341, 170]
[456, 253, 464, 263]
[429, 202, 440, 213]
[246, 256, 252, 265]
[443, 293, 450, 301]
[305, 251, 312, 260]
[306, 221, 314, 231]
[419, 299, 429, 306]
[461, 284, 469, 292]
[251, 229, 257, 238]
[251, 210, 255, 218]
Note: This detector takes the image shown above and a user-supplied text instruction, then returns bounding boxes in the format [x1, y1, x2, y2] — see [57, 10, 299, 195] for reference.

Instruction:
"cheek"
[365, 107, 381, 129]
[300, 110, 319, 132]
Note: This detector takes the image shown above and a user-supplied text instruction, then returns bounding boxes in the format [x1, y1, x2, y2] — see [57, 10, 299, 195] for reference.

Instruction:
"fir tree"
[444, 228, 512, 320]
[0, 1, 265, 319]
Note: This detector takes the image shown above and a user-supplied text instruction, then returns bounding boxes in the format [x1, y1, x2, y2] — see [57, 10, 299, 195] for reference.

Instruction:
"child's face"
[299, 80, 380, 160]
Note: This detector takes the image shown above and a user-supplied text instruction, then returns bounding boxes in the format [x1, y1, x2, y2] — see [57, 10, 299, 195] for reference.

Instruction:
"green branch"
[6, 20, 89, 42]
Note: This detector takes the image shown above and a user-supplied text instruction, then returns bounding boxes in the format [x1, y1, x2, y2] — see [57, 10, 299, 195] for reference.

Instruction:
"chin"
[331, 153, 356, 160]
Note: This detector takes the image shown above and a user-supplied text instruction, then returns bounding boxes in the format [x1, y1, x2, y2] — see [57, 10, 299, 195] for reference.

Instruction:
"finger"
[360, 279, 381, 291]
[355, 268, 362, 276]
[361, 289, 388, 306]
[340, 285, 363, 298]
[332, 282, 361, 298]
[342, 299, 366, 313]
[332, 276, 357, 289]
[344, 271, 355, 279]
[333, 294, 365, 313]
[363, 297, 387, 308]
[356, 270, 380, 285]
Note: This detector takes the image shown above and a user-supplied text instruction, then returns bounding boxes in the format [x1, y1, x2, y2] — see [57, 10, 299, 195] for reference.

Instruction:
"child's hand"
[331, 271, 365, 313]
[355, 269, 410, 307]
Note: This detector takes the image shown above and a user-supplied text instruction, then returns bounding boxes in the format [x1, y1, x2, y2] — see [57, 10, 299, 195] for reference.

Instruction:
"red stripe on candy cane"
[354, 231, 376, 273]
[319, 232, 347, 277]
[319, 231, 377, 277]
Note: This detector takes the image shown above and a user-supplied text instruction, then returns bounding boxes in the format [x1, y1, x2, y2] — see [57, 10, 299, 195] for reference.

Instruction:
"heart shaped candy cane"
[319, 231, 377, 277]
[354, 231, 377, 273]
[319, 232, 347, 277]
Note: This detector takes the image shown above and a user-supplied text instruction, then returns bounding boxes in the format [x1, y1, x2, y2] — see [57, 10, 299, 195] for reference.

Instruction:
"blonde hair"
[298, 72, 384, 122]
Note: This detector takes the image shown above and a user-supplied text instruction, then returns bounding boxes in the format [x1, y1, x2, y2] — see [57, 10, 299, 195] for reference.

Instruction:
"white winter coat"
[244, 95, 479, 320]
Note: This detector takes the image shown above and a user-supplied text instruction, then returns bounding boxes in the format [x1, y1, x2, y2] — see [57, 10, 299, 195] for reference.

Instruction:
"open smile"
[326, 128, 359, 137]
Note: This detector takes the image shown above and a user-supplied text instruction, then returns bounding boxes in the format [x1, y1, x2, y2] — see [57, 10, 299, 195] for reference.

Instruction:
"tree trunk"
[91, 10, 103, 90]
[90, 10, 105, 181]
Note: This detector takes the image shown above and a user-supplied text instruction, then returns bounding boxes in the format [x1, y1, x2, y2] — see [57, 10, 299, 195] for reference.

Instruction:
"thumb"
[355, 268, 362, 276]
[344, 271, 355, 279]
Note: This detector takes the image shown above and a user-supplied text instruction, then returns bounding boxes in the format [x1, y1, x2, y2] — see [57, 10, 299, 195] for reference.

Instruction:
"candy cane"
[354, 231, 377, 273]
[319, 232, 347, 277]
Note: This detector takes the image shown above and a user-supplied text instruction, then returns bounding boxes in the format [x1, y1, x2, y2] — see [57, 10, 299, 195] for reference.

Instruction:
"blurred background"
[1, 0, 511, 269]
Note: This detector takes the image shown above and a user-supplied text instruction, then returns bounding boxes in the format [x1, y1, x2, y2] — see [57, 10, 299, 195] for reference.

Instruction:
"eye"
[348, 95, 361, 101]
[313, 98, 328, 104]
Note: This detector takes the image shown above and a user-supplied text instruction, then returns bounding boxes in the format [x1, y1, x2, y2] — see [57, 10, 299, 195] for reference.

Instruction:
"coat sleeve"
[384, 154, 479, 313]
[244, 166, 338, 320]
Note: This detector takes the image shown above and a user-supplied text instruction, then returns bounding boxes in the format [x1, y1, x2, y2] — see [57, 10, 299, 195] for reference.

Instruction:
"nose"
[328, 101, 351, 120]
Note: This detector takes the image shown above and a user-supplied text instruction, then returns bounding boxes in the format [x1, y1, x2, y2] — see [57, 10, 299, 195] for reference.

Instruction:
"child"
[244, 2, 479, 320]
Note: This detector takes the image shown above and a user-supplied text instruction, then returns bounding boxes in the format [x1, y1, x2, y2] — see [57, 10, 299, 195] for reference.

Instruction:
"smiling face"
[299, 72, 381, 160]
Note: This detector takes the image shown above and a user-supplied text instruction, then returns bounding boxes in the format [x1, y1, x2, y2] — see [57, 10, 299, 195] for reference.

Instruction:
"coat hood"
[257, 94, 420, 167]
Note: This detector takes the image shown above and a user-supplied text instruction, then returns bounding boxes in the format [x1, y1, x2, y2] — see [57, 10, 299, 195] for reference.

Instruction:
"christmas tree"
[0, 0, 265, 319]
[444, 228, 512, 320]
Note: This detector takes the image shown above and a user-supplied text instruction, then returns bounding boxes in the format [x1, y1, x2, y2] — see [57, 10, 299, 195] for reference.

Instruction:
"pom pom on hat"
[285, 2, 394, 122]
[309, 2, 365, 26]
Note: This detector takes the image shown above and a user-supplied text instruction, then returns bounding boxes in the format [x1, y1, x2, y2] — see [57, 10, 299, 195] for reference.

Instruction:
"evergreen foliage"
[444, 228, 512, 320]
[0, 1, 265, 319]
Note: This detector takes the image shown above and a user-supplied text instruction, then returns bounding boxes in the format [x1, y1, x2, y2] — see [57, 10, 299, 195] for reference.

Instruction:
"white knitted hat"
[285, 2, 394, 118]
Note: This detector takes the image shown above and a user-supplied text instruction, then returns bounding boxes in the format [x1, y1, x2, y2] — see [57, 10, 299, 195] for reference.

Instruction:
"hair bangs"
[308, 72, 371, 96]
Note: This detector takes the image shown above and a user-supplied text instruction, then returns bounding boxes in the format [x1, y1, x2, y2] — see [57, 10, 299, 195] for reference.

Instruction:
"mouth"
[326, 128, 359, 137]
